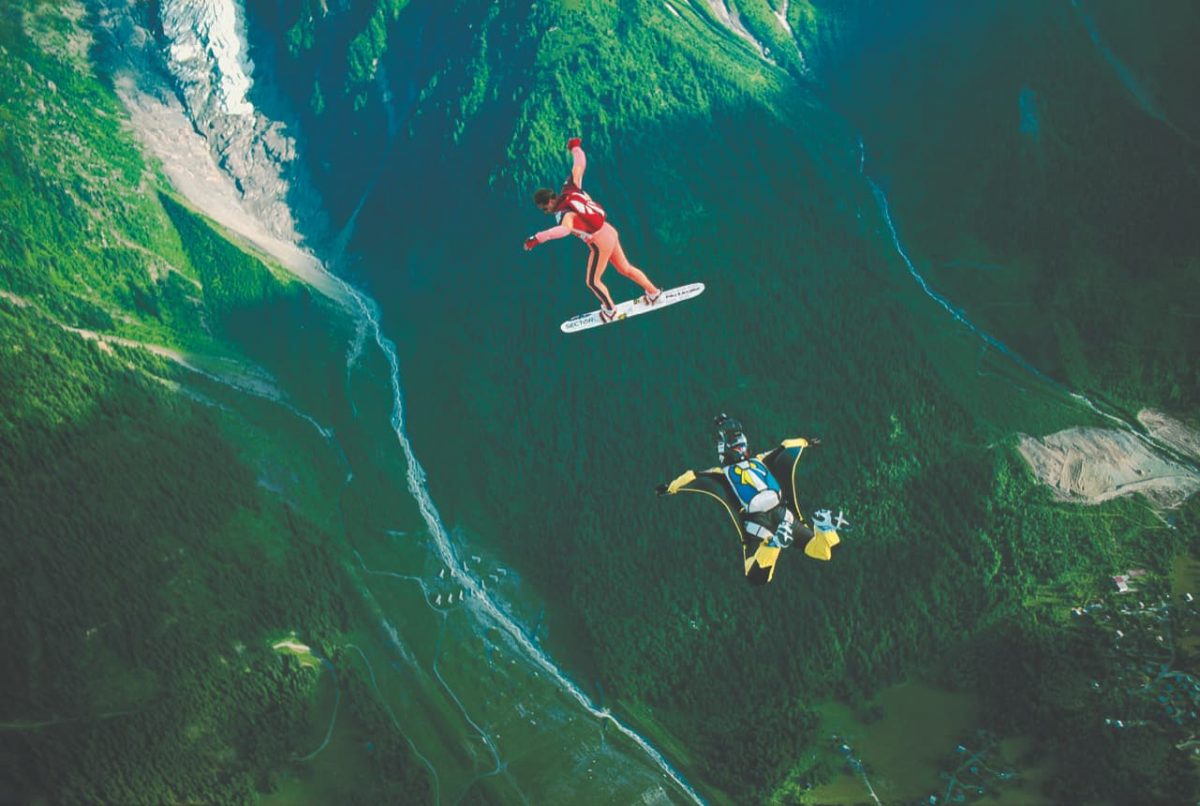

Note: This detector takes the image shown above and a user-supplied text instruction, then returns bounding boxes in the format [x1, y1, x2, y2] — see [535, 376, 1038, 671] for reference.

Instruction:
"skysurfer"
[524, 136, 661, 322]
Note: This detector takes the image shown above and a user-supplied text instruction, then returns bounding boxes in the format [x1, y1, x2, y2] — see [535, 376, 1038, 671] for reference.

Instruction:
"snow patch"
[160, 0, 254, 116]
[98, 0, 342, 300]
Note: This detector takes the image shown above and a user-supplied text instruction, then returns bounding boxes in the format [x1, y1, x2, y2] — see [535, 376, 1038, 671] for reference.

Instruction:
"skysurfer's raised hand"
[568, 136, 586, 187]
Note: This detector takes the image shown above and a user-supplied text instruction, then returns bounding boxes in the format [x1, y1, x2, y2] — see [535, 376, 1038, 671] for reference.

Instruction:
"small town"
[926, 731, 1016, 805]
[1073, 569, 1200, 747]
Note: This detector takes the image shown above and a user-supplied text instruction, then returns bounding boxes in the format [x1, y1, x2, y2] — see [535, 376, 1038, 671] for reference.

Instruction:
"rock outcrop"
[1018, 414, 1200, 509]
[95, 0, 342, 299]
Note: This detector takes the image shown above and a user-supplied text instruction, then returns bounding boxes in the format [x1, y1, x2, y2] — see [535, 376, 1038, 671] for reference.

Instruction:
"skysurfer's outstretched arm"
[525, 225, 569, 247]
[523, 214, 590, 250]
[568, 137, 585, 188]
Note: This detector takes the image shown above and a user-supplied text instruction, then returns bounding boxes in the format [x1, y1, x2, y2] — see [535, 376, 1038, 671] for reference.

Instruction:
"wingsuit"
[656, 415, 841, 585]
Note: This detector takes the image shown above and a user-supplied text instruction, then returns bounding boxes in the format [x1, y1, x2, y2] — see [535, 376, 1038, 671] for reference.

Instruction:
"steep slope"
[239, 1, 1200, 802]
[6, 0, 1198, 802]
[6, 3, 729, 804]
[822, 0, 1200, 420]
[0, 4, 432, 802]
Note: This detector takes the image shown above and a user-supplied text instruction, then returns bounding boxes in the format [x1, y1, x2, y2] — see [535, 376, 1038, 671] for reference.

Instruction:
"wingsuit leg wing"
[743, 540, 780, 586]
[658, 469, 783, 584]
[804, 529, 840, 561]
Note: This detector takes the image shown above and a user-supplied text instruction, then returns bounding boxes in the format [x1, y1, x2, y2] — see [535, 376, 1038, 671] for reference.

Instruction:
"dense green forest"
[0, 5, 431, 802]
[3, 0, 1198, 802]
[823, 0, 1200, 420]
[1, 304, 337, 802]
[331, 0, 1200, 425]
[246, 0, 1200, 801]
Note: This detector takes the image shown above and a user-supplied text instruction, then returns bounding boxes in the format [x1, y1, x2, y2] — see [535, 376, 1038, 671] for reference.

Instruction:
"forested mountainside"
[0, 5, 431, 802]
[822, 0, 1200, 421]
[3, 0, 1198, 803]
[243, 0, 1200, 802]
[254, 0, 1198, 423]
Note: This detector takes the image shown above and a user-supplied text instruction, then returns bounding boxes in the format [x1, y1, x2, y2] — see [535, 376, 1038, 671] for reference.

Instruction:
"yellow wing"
[659, 469, 785, 584]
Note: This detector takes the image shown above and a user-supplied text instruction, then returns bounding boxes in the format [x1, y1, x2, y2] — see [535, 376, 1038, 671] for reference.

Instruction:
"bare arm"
[544, 211, 589, 239]
[569, 140, 586, 188]
[525, 212, 588, 250]
[532, 224, 572, 244]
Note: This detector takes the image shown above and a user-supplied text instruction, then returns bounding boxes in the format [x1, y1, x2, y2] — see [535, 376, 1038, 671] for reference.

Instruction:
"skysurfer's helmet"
[714, 414, 749, 465]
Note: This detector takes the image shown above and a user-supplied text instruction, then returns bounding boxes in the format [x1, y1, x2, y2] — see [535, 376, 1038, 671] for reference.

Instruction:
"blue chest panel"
[723, 459, 780, 509]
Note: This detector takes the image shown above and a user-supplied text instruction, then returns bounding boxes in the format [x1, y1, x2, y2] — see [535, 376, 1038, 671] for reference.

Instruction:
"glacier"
[160, 0, 255, 117]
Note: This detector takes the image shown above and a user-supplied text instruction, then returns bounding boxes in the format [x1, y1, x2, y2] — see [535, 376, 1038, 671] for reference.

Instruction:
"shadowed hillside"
[244, 0, 1200, 801]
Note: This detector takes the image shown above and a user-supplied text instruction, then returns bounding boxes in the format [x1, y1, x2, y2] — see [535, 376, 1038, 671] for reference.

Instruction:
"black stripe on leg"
[585, 244, 612, 307]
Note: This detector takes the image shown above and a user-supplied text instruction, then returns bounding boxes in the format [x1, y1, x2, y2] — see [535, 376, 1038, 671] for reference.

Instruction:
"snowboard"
[560, 283, 705, 334]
